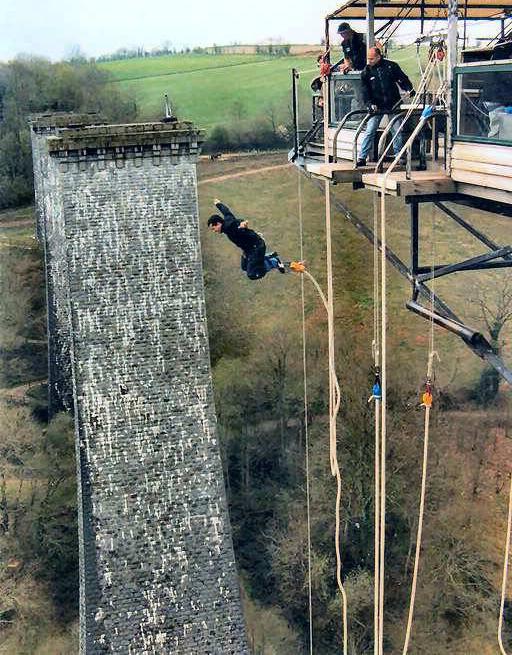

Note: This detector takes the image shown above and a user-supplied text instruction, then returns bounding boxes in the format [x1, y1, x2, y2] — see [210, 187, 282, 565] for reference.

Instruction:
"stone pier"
[30, 112, 105, 415]
[32, 120, 248, 654]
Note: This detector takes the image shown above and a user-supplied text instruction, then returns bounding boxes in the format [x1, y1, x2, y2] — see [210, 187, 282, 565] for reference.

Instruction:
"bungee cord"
[322, 71, 349, 655]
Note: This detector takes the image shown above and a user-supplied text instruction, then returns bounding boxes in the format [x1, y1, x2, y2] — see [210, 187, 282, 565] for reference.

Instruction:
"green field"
[100, 53, 320, 128]
[99, 47, 424, 130]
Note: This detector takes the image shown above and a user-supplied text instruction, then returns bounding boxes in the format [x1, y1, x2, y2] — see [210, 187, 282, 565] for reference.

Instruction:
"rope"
[377, 184, 387, 655]
[379, 57, 444, 655]
[401, 206, 437, 653]
[371, 193, 382, 655]
[401, 352, 434, 653]
[309, 73, 348, 655]
[498, 471, 512, 655]
[297, 168, 314, 655]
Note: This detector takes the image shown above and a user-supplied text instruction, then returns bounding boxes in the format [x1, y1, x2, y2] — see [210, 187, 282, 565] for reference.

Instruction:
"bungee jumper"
[208, 199, 288, 280]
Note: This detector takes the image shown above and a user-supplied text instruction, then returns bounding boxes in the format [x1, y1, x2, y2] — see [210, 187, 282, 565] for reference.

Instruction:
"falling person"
[207, 199, 287, 280]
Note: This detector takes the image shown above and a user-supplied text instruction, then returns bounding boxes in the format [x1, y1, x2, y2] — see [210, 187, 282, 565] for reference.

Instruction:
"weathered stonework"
[30, 113, 106, 415]
[33, 121, 248, 653]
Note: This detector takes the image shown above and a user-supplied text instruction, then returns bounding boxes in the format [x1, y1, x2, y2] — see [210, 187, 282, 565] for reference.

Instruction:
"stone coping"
[29, 112, 106, 131]
[46, 121, 204, 154]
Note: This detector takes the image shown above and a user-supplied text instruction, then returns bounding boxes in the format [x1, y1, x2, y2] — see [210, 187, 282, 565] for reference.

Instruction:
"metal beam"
[435, 202, 512, 256]
[307, 177, 512, 384]
[367, 0, 376, 47]
[410, 201, 419, 275]
[416, 245, 512, 282]
[406, 300, 483, 344]
[405, 193, 512, 218]
[416, 261, 512, 273]
[292, 69, 299, 160]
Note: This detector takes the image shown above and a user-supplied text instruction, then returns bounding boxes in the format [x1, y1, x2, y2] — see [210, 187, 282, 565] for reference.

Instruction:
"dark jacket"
[361, 58, 413, 111]
[333, 31, 367, 72]
[216, 202, 265, 252]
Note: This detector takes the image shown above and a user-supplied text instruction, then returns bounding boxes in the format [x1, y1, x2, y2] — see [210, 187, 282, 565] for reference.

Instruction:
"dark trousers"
[241, 243, 267, 280]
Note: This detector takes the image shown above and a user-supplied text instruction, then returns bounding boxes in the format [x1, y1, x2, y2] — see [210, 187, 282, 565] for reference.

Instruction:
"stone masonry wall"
[43, 123, 248, 654]
[30, 113, 105, 415]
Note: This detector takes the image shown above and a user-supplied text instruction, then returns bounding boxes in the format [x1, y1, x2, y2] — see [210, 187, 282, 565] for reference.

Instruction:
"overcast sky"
[1, 0, 345, 62]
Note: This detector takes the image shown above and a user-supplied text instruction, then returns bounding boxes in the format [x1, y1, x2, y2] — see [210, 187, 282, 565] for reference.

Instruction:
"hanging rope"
[401, 206, 438, 654]
[297, 167, 314, 655]
[372, 54, 442, 655]
[369, 193, 382, 655]
[322, 71, 349, 655]
[374, 48, 447, 655]
[377, 185, 387, 655]
[498, 471, 512, 655]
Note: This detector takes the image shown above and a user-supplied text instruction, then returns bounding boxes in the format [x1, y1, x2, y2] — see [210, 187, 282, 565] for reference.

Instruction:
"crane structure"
[290, 0, 512, 383]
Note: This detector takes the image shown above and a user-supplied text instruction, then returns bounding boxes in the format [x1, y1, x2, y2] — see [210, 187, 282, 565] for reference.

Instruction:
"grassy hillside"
[99, 46, 424, 130]
[100, 53, 320, 128]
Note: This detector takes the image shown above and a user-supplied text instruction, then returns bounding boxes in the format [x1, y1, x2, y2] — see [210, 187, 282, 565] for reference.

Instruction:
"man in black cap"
[208, 199, 286, 280]
[333, 22, 367, 73]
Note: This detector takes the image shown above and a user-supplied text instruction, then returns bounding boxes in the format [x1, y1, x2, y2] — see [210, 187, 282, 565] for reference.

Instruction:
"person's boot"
[356, 158, 366, 167]
[272, 253, 286, 273]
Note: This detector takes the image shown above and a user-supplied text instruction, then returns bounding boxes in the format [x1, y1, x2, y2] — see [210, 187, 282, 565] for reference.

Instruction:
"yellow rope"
[498, 471, 512, 655]
[401, 205, 439, 654]
[401, 351, 436, 654]
[297, 169, 314, 655]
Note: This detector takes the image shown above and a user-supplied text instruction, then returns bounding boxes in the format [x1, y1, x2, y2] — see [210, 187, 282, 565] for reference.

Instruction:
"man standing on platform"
[333, 22, 367, 73]
[357, 47, 415, 166]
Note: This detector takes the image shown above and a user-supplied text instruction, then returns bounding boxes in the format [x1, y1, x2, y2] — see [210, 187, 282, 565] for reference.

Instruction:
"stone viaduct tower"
[30, 115, 248, 654]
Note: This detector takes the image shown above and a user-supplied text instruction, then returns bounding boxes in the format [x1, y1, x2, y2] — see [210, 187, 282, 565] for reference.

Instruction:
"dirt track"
[198, 162, 290, 185]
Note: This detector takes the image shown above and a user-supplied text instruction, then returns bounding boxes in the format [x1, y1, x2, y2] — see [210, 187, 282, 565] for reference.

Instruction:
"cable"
[297, 168, 314, 655]
[323, 73, 348, 654]
[371, 192, 382, 655]
[401, 205, 438, 654]
[376, 48, 446, 653]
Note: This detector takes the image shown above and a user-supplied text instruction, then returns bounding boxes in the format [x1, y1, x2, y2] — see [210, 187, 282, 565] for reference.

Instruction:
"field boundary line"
[107, 57, 282, 84]
[198, 163, 290, 185]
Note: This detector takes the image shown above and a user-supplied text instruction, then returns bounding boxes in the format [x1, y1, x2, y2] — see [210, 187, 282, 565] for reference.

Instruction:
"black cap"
[207, 214, 223, 226]
[337, 22, 352, 33]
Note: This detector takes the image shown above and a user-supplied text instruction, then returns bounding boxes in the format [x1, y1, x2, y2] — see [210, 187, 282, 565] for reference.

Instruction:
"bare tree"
[470, 275, 512, 403]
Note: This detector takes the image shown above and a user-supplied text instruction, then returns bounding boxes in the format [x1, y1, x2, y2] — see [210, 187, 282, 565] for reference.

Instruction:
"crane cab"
[291, 0, 512, 205]
[452, 59, 512, 203]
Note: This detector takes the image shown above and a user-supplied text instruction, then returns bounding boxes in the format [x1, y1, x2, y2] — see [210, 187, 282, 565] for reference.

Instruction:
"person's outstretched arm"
[214, 198, 240, 229]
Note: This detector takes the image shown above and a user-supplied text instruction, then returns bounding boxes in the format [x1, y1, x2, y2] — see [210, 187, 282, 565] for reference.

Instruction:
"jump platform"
[362, 170, 455, 197]
[306, 161, 404, 183]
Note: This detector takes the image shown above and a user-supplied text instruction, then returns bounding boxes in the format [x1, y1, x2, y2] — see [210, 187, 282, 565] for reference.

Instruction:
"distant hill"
[99, 52, 322, 129]
[98, 45, 423, 130]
